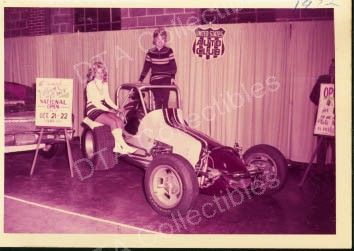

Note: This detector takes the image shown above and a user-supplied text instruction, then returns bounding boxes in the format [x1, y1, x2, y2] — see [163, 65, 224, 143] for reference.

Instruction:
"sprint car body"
[81, 83, 288, 216]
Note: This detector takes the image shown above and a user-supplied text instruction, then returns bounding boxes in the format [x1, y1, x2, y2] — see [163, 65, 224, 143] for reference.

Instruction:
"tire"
[81, 125, 116, 170]
[39, 143, 66, 159]
[243, 144, 288, 195]
[144, 153, 199, 217]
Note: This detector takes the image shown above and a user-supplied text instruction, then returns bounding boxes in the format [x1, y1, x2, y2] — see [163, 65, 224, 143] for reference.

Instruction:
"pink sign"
[314, 83, 335, 137]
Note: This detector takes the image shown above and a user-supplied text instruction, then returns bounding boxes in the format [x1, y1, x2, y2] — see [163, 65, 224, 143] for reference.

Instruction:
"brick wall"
[5, 8, 73, 38]
[5, 8, 30, 37]
[27, 8, 50, 36]
[5, 8, 333, 38]
[121, 8, 201, 29]
[239, 8, 333, 22]
[50, 8, 74, 34]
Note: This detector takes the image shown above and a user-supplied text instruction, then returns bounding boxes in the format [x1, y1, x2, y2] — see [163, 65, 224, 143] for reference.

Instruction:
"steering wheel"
[114, 108, 127, 124]
[116, 89, 139, 124]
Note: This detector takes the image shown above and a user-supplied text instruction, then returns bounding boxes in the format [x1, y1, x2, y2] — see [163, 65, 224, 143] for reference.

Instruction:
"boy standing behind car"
[139, 28, 177, 109]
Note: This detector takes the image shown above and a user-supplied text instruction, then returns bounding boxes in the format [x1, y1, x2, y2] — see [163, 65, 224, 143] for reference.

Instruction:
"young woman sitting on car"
[85, 61, 136, 154]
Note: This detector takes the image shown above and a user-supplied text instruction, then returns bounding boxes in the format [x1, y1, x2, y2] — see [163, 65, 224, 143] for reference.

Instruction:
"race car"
[81, 83, 288, 216]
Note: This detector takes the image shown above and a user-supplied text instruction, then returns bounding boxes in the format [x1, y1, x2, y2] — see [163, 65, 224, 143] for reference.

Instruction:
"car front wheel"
[144, 153, 199, 217]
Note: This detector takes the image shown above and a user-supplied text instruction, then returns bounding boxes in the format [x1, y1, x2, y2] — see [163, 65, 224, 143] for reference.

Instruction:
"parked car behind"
[4, 81, 71, 158]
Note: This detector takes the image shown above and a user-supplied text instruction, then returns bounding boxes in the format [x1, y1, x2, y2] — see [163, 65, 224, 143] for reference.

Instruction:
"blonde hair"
[86, 61, 108, 83]
[152, 27, 167, 45]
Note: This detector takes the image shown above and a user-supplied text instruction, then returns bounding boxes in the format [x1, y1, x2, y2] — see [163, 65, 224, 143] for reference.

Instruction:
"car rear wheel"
[243, 144, 288, 195]
[81, 126, 116, 170]
[144, 154, 199, 216]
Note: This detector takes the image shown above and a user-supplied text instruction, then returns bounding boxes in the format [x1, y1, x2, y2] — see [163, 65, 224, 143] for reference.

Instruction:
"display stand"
[30, 77, 74, 177]
[30, 128, 74, 177]
[299, 83, 335, 187]
[298, 137, 324, 187]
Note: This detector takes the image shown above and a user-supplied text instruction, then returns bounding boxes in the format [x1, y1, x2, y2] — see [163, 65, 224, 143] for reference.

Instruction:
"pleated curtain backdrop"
[4, 21, 334, 162]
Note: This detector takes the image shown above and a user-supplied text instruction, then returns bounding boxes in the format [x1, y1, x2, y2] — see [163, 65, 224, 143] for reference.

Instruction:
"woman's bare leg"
[106, 112, 124, 128]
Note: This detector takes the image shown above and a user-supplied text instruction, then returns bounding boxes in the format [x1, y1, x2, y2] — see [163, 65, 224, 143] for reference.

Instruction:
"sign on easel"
[314, 83, 335, 137]
[31, 78, 74, 177]
[299, 83, 335, 187]
[35, 78, 73, 128]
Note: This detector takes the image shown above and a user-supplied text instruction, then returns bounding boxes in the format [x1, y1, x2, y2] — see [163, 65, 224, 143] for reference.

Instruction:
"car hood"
[163, 108, 224, 151]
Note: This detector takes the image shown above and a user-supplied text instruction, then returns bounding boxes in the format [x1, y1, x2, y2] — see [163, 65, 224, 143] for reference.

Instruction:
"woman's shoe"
[111, 128, 137, 154]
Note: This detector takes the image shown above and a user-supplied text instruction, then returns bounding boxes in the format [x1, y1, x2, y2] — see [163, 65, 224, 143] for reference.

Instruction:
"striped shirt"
[85, 79, 118, 115]
[139, 46, 177, 82]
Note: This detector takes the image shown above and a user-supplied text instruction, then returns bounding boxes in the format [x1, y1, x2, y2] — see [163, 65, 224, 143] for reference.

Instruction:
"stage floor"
[4, 141, 335, 234]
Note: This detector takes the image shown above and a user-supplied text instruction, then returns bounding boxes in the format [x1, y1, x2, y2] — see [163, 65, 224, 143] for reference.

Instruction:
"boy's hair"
[152, 27, 167, 45]
[86, 61, 108, 83]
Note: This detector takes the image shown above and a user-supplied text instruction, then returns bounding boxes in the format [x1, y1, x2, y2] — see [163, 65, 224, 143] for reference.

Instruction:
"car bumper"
[5, 129, 74, 153]
[5, 143, 46, 153]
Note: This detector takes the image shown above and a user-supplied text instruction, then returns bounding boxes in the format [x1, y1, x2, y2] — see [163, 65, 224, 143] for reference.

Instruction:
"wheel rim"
[246, 153, 279, 189]
[84, 130, 95, 159]
[150, 164, 183, 209]
[246, 153, 277, 176]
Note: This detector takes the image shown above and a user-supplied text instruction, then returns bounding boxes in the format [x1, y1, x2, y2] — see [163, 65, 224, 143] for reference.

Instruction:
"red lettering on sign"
[323, 87, 335, 97]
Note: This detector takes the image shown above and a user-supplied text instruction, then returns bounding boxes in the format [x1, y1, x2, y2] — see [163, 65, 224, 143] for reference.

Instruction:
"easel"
[30, 127, 74, 178]
[298, 136, 324, 187]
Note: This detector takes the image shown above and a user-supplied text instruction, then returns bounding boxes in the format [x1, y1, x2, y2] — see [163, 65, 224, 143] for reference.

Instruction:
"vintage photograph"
[2, 2, 350, 248]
